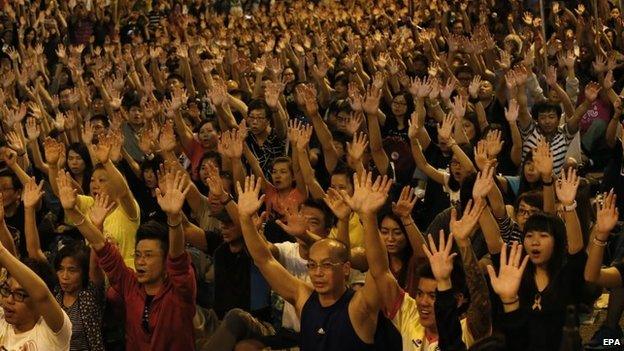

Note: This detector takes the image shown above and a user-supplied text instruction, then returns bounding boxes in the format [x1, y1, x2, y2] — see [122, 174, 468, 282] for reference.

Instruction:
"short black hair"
[90, 114, 110, 128]
[302, 198, 335, 229]
[0, 170, 23, 191]
[516, 190, 543, 211]
[531, 102, 562, 119]
[248, 99, 271, 118]
[136, 220, 169, 257]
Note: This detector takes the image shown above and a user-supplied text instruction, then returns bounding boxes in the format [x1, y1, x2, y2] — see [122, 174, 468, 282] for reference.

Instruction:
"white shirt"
[0, 308, 72, 351]
[275, 241, 310, 332]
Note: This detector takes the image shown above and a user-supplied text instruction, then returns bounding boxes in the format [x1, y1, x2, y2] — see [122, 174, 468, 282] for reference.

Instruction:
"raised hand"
[57, 170, 78, 210]
[555, 167, 579, 206]
[392, 186, 418, 219]
[532, 138, 553, 181]
[159, 120, 176, 153]
[340, 171, 392, 215]
[485, 129, 504, 158]
[25, 118, 40, 142]
[346, 132, 369, 162]
[22, 178, 44, 209]
[6, 131, 25, 156]
[345, 112, 364, 136]
[43, 138, 64, 166]
[156, 170, 191, 215]
[451, 95, 467, 119]
[473, 140, 491, 171]
[437, 113, 455, 144]
[422, 231, 458, 285]
[264, 81, 284, 110]
[296, 124, 313, 151]
[544, 65, 558, 87]
[323, 188, 352, 220]
[89, 193, 115, 228]
[468, 75, 482, 99]
[205, 162, 225, 199]
[486, 242, 529, 302]
[276, 206, 308, 237]
[347, 82, 363, 112]
[450, 199, 485, 245]
[362, 85, 382, 116]
[236, 175, 265, 217]
[82, 120, 94, 145]
[505, 98, 519, 123]
[440, 78, 456, 101]
[595, 190, 619, 239]
[91, 135, 112, 164]
[584, 82, 601, 102]
[472, 166, 495, 200]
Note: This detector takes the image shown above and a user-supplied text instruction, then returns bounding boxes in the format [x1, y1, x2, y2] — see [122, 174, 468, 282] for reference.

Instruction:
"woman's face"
[90, 169, 109, 197]
[449, 156, 469, 183]
[271, 162, 293, 191]
[199, 159, 219, 186]
[67, 150, 86, 175]
[379, 217, 408, 255]
[462, 118, 477, 141]
[391, 95, 408, 117]
[198, 123, 218, 149]
[523, 230, 555, 266]
[523, 160, 540, 183]
[143, 169, 158, 189]
[57, 257, 83, 295]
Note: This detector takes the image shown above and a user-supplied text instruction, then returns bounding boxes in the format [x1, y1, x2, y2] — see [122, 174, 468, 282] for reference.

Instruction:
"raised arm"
[568, 82, 600, 135]
[57, 169, 106, 251]
[585, 190, 622, 287]
[392, 186, 427, 258]
[155, 170, 191, 258]
[554, 168, 583, 254]
[91, 135, 139, 221]
[532, 139, 556, 214]
[22, 178, 47, 262]
[504, 99, 523, 166]
[362, 86, 390, 174]
[299, 84, 339, 172]
[472, 167, 504, 254]
[0, 231, 66, 333]
[449, 199, 492, 340]
[341, 172, 397, 312]
[236, 175, 312, 311]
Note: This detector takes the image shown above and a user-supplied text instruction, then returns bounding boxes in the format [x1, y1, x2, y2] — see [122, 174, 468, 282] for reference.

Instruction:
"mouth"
[529, 249, 541, 258]
[418, 308, 432, 318]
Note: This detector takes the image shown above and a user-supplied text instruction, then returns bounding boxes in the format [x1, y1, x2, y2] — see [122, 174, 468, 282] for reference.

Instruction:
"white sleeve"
[42, 310, 72, 349]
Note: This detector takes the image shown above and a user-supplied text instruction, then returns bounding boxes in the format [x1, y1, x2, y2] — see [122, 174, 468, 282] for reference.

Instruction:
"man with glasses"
[0, 221, 71, 350]
[58, 169, 197, 351]
[236, 174, 400, 350]
[245, 99, 287, 179]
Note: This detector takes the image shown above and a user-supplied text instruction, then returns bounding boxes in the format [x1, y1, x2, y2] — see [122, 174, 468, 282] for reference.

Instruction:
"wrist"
[541, 175, 553, 184]
[167, 213, 183, 227]
[436, 278, 452, 291]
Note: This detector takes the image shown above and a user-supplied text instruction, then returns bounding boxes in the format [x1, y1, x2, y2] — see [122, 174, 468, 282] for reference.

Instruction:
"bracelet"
[401, 221, 414, 226]
[74, 215, 86, 226]
[167, 218, 183, 228]
[593, 237, 608, 247]
[502, 297, 519, 305]
[561, 200, 577, 212]
[542, 178, 553, 186]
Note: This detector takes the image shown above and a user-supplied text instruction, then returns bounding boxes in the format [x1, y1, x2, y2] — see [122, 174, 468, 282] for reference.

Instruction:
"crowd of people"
[0, 0, 623, 350]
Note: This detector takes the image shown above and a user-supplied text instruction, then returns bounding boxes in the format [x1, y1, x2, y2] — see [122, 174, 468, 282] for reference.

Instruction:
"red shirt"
[97, 242, 196, 351]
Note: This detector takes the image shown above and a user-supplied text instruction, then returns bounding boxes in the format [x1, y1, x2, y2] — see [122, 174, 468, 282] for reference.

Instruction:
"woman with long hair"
[487, 168, 586, 351]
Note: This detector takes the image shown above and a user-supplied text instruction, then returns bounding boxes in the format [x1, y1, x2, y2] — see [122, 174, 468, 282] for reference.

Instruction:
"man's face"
[0, 278, 38, 329]
[301, 205, 328, 237]
[246, 109, 269, 135]
[134, 239, 166, 285]
[0, 176, 19, 208]
[307, 244, 349, 295]
[537, 110, 559, 135]
[221, 221, 242, 243]
[516, 200, 540, 230]
[128, 106, 143, 126]
[415, 278, 437, 329]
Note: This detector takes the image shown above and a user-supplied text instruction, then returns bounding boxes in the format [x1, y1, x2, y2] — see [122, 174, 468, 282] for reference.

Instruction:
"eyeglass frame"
[0, 283, 30, 302]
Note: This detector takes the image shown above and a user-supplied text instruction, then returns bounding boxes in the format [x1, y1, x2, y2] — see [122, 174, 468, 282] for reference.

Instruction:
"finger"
[519, 254, 530, 273]
[422, 243, 433, 259]
[486, 264, 497, 283]
[445, 233, 454, 255]
[500, 243, 508, 266]
[427, 234, 437, 254]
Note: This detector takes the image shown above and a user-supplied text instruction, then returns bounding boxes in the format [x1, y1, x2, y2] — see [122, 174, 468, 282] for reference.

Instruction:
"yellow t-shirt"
[73, 195, 140, 269]
[390, 291, 474, 351]
[329, 212, 364, 248]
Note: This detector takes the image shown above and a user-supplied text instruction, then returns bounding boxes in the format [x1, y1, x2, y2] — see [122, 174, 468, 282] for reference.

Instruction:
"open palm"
[486, 243, 529, 301]
[156, 171, 190, 215]
[236, 176, 265, 217]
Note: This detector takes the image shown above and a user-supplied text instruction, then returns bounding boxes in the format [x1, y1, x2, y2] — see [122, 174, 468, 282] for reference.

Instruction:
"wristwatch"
[220, 193, 233, 205]
[559, 200, 577, 212]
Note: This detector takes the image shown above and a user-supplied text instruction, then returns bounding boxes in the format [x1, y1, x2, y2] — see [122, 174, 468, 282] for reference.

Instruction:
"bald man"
[236, 176, 399, 351]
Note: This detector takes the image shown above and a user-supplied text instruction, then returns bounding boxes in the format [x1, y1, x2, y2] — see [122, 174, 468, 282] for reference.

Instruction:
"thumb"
[275, 219, 288, 231]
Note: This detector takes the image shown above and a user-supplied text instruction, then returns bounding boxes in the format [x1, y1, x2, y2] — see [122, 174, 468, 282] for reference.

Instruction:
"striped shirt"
[496, 215, 523, 244]
[521, 119, 574, 175]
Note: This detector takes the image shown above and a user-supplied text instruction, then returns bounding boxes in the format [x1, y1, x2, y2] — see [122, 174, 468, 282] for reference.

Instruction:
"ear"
[342, 261, 351, 278]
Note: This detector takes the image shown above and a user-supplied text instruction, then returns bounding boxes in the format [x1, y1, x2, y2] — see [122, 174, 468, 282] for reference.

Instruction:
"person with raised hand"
[353, 167, 482, 350]
[60, 167, 197, 350]
[0, 185, 72, 350]
[488, 165, 587, 350]
[23, 175, 106, 350]
[486, 242, 530, 351]
[585, 190, 621, 287]
[236, 173, 399, 351]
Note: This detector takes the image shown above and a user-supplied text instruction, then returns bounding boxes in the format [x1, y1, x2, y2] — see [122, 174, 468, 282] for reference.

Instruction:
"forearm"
[239, 215, 274, 265]
[401, 216, 426, 258]
[563, 209, 584, 254]
[450, 143, 476, 173]
[25, 208, 46, 262]
[65, 208, 106, 250]
[0, 219, 17, 257]
[585, 229, 607, 283]
[103, 160, 131, 199]
[542, 181, 556, 214]
[167, 213, 185, 258]
[360, 213, 391, 278]
[0, 245, 52, 302]
[568, 101, 590, 134]
[509, 121, 522, 166]
[297, 148, 325, 200]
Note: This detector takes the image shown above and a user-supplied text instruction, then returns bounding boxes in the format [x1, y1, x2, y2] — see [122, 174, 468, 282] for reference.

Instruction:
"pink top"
[264, 185, 305, 216]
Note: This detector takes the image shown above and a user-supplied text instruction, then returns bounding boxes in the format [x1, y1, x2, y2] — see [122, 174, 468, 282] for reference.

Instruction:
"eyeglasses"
[392, 100, 408, 106]
[0, 284, 29, 302]
[517, 207, 538, 217]
[305, 261, 344, 272]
